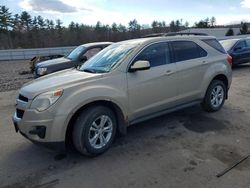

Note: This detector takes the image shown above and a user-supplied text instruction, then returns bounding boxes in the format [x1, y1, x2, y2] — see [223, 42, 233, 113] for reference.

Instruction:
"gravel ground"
[0, 60, 33, 92]
[0, 62, 250, 188]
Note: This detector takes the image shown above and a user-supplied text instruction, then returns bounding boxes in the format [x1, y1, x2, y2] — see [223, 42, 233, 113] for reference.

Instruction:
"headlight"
[30, 89, 63, 111]
[37, 67, 47, 76]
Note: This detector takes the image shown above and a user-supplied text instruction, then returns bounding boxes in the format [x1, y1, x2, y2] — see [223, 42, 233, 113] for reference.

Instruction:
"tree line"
[225, 22, 249, 36]
[0, 5, 249, 49]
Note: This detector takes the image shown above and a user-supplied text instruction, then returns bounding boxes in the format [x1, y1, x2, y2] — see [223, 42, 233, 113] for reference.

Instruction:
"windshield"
[79, 43, 137, 73]
[67, 46, 86, 61]
[220, 39, 238, 51]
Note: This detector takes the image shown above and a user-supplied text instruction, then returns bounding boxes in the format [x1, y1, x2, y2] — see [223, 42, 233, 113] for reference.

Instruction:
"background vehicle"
[13, 35, 232, 156]
[29, 54, 64, 73]
[220, 38, 250, 66]
[34, 42, 112, 78]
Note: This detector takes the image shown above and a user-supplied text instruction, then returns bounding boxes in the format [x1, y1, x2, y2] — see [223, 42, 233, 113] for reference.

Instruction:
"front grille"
[18, 94, 28, 102]
[16, 109, 24, 119]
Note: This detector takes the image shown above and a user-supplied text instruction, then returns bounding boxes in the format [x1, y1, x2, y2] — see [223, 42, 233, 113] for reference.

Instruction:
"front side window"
[234, 40, 246, 49]
[133, 42, 171, 67]
[171, 41, 207, 62]
[245, 40, 250, 47]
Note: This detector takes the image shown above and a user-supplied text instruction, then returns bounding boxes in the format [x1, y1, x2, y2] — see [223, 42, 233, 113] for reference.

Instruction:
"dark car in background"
[34, 42, 113, 77]
[220, 38, 250, 66]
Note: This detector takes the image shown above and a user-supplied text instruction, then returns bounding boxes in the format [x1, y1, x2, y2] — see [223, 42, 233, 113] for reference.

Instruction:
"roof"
[143, 32, 208, 38]
[117, 35, 215, 47]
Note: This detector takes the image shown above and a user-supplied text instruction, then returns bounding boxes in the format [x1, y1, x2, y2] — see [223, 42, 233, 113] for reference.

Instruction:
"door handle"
[165, 70, 174, 76]
[202, 61, 208, 65]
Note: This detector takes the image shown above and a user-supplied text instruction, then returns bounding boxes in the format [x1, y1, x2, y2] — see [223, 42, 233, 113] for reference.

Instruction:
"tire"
[202, 80, 226, 112]
[72, 106, 117, 156]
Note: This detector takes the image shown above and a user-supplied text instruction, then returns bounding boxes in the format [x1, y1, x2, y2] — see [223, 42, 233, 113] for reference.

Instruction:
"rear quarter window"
[170, 41, 207, 62]
[202, 39, 226, 54]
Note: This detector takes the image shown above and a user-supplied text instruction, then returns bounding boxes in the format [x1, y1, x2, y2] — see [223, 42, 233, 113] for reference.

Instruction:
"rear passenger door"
[127, 42, 178, 121]
[170, 40, 208, 103]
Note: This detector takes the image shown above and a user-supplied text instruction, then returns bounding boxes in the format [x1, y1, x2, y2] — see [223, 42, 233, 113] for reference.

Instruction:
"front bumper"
[12, 106, 67, 151]
[20, 130, 65, 151]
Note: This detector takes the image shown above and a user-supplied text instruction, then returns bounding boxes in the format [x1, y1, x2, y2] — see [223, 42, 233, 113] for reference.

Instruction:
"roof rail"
[142, 33, 167, 38]
[165, 32, 209, 36]
[142, 32, 209, 38]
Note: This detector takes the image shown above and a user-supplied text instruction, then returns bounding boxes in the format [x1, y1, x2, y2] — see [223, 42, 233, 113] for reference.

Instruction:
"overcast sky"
[2, 0, 250, 26]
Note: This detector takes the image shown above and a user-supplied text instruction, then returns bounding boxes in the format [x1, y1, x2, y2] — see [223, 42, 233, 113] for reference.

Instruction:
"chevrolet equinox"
[13, 35, 232, 156]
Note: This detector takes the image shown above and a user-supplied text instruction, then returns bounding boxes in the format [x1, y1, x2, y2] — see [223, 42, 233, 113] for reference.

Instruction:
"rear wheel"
[202, 80, 226, 112]
[73, 106, 117, 156]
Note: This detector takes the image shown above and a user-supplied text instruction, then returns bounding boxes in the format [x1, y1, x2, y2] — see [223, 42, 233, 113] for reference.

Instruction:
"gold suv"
[13, 35, 232, 156]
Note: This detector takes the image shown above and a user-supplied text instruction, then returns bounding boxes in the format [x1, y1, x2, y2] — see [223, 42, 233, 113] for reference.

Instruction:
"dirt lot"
[0, 60, 33, 92]
[0, 61, 250, 188]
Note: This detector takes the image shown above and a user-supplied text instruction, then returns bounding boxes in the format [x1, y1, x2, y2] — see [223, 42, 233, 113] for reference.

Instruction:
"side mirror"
[129, 60, 150, 72]
[80, 56, 88, 62]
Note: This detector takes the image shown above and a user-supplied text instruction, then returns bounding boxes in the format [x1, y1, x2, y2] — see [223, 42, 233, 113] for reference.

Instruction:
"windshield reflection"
[80, 43, 137, 73]
[67, 46, 86, 61]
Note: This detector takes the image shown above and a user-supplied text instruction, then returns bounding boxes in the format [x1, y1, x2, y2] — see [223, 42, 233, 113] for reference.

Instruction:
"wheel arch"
[201, 73, 229, 101]
[65, 100, 128, 148]
[212, 74, 228, 89]
[210, 74, 229, 99]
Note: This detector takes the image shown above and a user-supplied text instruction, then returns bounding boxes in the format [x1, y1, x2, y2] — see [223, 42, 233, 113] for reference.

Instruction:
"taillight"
[227, 55, 233, 67]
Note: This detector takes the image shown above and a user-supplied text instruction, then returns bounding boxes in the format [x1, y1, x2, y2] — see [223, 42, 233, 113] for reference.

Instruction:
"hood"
[36, 57, 72, 67]
[20, 69, 102, 99]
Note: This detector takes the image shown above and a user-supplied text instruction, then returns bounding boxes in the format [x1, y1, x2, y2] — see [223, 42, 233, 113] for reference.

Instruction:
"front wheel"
[202, 80, 226, 112]
[73, 106, 117, 156]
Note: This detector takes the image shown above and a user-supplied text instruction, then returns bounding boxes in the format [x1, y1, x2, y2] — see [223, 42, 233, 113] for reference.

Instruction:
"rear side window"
[133, 42, 171, 67]
[171, 41, 207, 62]
[202, 39, 226, 54]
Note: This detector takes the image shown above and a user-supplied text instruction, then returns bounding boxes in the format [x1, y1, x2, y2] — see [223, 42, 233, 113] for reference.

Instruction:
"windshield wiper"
[82, 68, 98, 73]
[65, 56, 72, 60]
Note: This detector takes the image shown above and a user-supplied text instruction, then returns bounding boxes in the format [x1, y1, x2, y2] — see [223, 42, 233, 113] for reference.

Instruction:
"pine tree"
[225, 28, 234, 36]
[240, 22, 248, 35]
[20, 11, 32, 31]
[0, 6, 12, 30]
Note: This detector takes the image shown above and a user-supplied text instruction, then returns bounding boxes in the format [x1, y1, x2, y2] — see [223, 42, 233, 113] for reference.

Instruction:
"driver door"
[127, 42, 178, 121]
[232, 40, 247, 64]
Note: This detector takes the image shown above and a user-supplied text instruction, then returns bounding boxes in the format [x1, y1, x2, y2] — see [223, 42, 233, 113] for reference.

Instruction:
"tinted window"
[171, 41, 207, 62]
[235, 41, 246, 49]
[245, 40, 250, 47]
[202, 39, 226, 54]
[134, 43, 170, 67]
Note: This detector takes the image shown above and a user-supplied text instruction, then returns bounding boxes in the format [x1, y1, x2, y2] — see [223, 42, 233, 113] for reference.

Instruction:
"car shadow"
[232, 63, 250, 71]
[1, 105, 230, 187]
